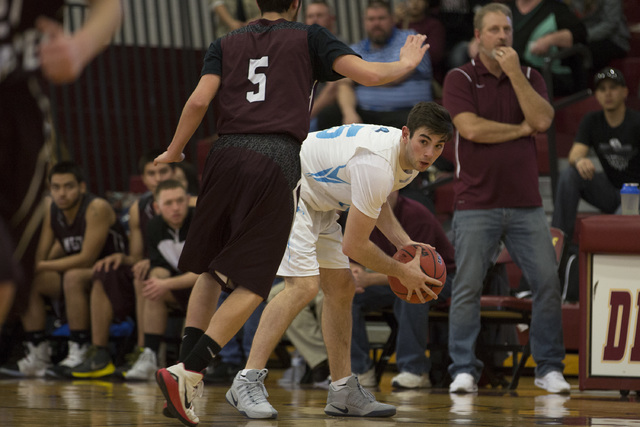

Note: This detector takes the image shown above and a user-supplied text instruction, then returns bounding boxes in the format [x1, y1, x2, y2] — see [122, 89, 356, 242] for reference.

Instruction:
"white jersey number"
[246, 56, 268, 103]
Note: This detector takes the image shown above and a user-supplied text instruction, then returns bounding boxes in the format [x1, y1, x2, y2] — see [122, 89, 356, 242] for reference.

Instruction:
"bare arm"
[342, 205, 439, 302]
[332, 34, 429, 87]
[38, 199, 114, 272]
[125, 200, 145, 264]
[155, 74, 221, 164]
[336, 79, 361, 124]
[530, 29, 574, 55]
[496, 47, 554, 132]
[568, 142, 595, 180]
[453, 112, 534, 144]
[213, 4, 243, 31]
[35, 204, 55, 266]
[374, 202, 413, 250]
[38, 0, 122, 84]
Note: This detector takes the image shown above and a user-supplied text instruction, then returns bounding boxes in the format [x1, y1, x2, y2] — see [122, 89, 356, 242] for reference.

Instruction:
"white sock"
[240, 369, 253, 376]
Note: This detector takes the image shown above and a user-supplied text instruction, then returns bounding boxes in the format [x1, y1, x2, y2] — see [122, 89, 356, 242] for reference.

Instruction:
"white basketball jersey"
[300, 124, 418, 216]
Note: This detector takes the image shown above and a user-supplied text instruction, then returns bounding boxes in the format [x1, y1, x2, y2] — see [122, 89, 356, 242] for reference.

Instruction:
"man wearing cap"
[552, 67, 640, 242]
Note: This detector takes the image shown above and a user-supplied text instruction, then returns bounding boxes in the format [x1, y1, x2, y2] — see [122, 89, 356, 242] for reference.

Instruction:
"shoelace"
[64, 344, 88, 366]
[244, 378, 270, 403]
[191, 381, 204, 402]
[356, 382, 376, 403]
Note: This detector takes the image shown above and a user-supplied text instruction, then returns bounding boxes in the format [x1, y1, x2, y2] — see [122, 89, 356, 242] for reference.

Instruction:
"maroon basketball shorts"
[179, 134, 301, 300]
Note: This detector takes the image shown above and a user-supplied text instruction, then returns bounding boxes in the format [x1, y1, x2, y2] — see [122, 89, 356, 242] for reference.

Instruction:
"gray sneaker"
[226, 369, 277, 419]
[324, 375, 396, 417]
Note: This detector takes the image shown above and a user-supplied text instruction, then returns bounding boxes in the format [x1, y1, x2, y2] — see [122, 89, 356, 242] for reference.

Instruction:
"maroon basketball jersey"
[50, 193, 127, 258]
[202, 20, 357, 142]
[0, 0, 63, 86]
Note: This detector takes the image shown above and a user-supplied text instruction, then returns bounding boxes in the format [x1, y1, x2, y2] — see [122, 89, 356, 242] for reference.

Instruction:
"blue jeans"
[448, 208, 565, 381]
[217, 290, 266, 366]
[351, 276, 452, 375]
[551, 167, 620, 241]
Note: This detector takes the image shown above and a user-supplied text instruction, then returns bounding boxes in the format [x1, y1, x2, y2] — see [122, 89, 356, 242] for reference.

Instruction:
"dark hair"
[48, 161, 85, 183]
[174, 161, 201, 195]
[406, 102, 453, 141]
[367, 0, 392, 14]
[257, 0, 295, 13]
[154, 179, 186, 199]
[138, 149, 172, 174]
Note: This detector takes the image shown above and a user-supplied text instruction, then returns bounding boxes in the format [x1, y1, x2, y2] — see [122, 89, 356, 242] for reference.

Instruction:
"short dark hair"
[48, 161, 85, 183]
[154, 179, 186, 199]
[367, 0, 392, 14]
[138, 149, 168, 174]
[406, 102, 453, 141]
[257, 0, 295, 13]
[174, 161, 201, 195]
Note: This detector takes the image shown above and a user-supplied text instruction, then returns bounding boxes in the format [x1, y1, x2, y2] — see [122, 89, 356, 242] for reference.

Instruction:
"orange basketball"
[388, 244, 446, 304]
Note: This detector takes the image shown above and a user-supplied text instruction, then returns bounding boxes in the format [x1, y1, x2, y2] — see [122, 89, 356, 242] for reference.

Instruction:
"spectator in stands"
[335, 0, 434, 129]
[443, 3, 570, 394]
[552, 67, 640, 242]
[508, 0, 588, 97]
[210, 0, 261, 38]
[565, 0, 630, 73]
[350, 190, 455, 389]
[69, 151, 174, 379]
[395, 0, 447, 86]
[307, 0, 342, 132]
[0, 162, 127, 379]
[438, 0, 490, 69]
[76, 180, 198, 380]
[173, 161, 200, 198]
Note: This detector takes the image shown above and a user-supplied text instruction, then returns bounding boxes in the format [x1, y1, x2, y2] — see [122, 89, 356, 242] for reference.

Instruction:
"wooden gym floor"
[1, 370, 640, 426]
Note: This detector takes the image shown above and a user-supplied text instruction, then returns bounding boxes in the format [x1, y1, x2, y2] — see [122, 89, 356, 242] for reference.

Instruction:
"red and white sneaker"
[156, 363, 203, 426]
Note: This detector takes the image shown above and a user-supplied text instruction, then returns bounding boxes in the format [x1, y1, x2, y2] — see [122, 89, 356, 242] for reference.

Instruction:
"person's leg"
[394, 294, 430, 376]
[448, 209, 503, 386]
[0, 283, 14, 328]
[245, 276, 320, 370]
[89, 279, 113, 348]
[319, 268, 355, 382]
[351, 285, 390, 375]
[20, 270, 60, 332]
[133, 276, 146, 348]
[286, 290, 328, 370]
[62, 268, 93, 332]
[505, 208, 566, 378]
[215, 291, 242, 366]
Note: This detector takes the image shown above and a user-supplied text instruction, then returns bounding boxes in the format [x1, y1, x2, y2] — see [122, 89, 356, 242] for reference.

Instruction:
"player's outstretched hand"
[37, 16, 84, 84]
[399, 34, 430, 69]
[154, 150, 185, 165]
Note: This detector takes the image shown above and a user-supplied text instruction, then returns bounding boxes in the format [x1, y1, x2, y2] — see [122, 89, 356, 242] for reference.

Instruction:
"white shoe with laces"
[534, 371, 571, 394]
[391, 372, 431, 389]
[123, 347, 158, 381]
[324, 375, 396, 417]
[449, 373, 478, 393]
[0, 341, 52, 377]
[226, 369, 277, 419]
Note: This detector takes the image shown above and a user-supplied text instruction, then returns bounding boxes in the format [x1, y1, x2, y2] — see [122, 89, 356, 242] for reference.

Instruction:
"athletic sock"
[179, 326, 204, 362]
[69, 330, 90, 345]
[25, 330, 47, 345]
[143, 333, 163, 355]
[182, 334, 221, 373]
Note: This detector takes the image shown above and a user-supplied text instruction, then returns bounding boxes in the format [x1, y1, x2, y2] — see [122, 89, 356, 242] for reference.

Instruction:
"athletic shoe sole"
[155, 369, 198, 427]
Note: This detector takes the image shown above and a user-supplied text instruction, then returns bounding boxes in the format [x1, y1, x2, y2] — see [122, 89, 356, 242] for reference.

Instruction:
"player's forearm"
[343, 239, 406, 279]
[167, 99, 209, 156]
[455, 115, 530, 143]
[375, 204, 412, 250]
[76, 0, 122, 67]
[39, 253, 96, 272]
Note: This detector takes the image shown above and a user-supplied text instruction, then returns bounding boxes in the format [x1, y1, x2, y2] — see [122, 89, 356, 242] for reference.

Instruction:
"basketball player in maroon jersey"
[0, 0, 122, 332]
[153, 0, 430, 425]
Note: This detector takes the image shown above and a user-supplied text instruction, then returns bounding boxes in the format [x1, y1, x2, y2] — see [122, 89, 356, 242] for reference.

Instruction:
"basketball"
[388, 244, 447, 304]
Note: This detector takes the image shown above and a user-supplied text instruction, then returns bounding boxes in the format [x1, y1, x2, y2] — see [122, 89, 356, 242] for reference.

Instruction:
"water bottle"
[620, 183, 640, 215]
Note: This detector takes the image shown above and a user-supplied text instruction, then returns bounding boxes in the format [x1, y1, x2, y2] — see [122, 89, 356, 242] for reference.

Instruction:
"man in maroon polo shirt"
[442, 2, 570, 394]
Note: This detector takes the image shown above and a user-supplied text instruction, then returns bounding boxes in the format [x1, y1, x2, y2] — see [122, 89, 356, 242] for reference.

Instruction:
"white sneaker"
[0, 341, 52, 377]
[355, 366, 377, 387]
[449, 373, 478, 393]
[123, 347, 158, 381]
[391, 372, 431, 389]
[46, 341, 90, 378]
[534, 371, 571, 394]
[226, 369, 278, 419]
[156, 363, 204, 426]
